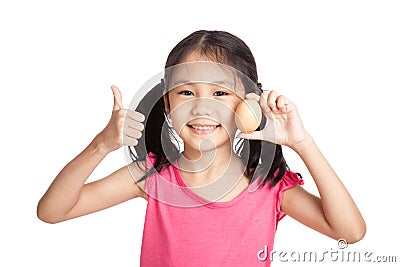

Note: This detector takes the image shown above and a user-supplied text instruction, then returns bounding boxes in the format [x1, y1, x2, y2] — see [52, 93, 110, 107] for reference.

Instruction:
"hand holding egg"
[237, 90, 307, 149]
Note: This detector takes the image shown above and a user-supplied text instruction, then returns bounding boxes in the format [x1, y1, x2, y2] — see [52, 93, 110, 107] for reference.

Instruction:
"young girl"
[37, 30, 366, 266]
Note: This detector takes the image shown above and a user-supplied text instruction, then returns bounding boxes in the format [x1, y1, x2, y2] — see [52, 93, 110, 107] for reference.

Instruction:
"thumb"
[111, 85, 123, 110]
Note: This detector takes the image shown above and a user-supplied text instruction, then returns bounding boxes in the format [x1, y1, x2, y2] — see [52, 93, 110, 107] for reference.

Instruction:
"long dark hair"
[131, 30, 288, 187]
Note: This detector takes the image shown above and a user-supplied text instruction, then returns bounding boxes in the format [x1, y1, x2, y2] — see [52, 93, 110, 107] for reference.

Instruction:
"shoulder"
[126, 160, 148, 200]
[276, 170, 304, 191]
[128, 153, 177, 200]
[273, 170, 304, 221]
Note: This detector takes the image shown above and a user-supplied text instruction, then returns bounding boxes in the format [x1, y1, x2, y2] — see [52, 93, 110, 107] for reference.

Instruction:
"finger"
[123, 136, 138, 147]
[124, 127, 143, 139]
[259, 91, 271, 114]
[125, 118, 145, 132]
[111, 85, 123, 111]
[276, 95, 290, 113]
[126, 109, 146, 123]
[267, 90, 278, 112]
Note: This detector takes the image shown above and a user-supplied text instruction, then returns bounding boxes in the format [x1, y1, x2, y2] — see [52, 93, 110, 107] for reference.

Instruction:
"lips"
[189, 125, 219, 130]
[187, 120, 221, 134]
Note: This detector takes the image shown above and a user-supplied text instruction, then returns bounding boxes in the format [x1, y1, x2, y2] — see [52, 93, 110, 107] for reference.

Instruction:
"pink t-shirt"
[140, 155, 303, 266]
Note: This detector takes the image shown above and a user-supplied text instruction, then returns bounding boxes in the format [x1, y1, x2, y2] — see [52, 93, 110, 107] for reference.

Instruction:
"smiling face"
[164, 54, 246, 157]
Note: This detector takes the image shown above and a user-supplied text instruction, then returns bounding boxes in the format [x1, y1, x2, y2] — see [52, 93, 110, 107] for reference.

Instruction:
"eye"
[178, 90, 194, 96]
[214, 91, 229, 96]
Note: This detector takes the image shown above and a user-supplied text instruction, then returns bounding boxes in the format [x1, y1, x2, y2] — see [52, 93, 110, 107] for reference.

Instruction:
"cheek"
[168, 101, 192, 134]
[217, 104, 239, 135]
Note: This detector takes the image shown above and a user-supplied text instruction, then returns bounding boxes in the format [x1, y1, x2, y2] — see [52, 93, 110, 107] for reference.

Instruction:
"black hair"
[131, 30, 288, 187]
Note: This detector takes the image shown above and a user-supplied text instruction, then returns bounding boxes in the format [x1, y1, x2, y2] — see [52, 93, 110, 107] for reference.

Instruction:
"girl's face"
[165, 53, 246, 155]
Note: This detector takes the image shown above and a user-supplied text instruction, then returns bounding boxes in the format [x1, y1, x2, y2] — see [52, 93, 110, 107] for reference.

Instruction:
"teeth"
[190, 125, 217, 130]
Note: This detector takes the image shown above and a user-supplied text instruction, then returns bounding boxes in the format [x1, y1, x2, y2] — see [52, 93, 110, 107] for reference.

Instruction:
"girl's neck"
[178, 143, 246, 188]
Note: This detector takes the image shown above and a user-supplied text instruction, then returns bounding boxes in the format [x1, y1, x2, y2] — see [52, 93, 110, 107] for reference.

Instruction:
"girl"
[37, 30, 366, 266]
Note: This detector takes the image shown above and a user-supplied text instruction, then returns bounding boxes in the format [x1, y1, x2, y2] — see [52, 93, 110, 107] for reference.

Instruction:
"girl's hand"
[238, 90, 307, 149]
[96, 85, 145, 153]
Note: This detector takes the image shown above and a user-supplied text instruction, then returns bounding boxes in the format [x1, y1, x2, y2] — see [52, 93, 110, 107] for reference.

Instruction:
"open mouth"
[189, 125, 219, 130]
[187, 123, 221, 134]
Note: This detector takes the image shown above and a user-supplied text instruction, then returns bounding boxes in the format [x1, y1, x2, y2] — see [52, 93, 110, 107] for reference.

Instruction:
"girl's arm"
[282, 133, 366, 243]
[37, 86, 146, 223]
[239, 90, 366, 243]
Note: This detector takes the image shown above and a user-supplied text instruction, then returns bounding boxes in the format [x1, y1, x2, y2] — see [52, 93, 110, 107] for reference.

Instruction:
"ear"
[163, 93, 170, 115]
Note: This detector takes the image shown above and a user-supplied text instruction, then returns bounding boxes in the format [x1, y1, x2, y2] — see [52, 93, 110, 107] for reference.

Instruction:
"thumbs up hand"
[96, 85, 145, 153]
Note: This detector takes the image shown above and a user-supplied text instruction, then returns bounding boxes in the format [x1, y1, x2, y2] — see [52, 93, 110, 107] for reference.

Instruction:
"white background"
[1, 0, 399, 266]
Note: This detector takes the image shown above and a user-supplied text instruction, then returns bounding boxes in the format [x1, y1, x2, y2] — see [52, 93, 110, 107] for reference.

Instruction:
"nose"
[191, 98, 213, 116]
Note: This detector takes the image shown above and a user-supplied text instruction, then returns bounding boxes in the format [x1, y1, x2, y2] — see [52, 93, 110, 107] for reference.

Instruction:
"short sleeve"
[143, 153, 156, 198]
[276, 170, 304, 222]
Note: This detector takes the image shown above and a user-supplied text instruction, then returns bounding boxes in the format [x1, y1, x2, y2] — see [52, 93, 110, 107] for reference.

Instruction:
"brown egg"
[235, 99, 262, 133]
